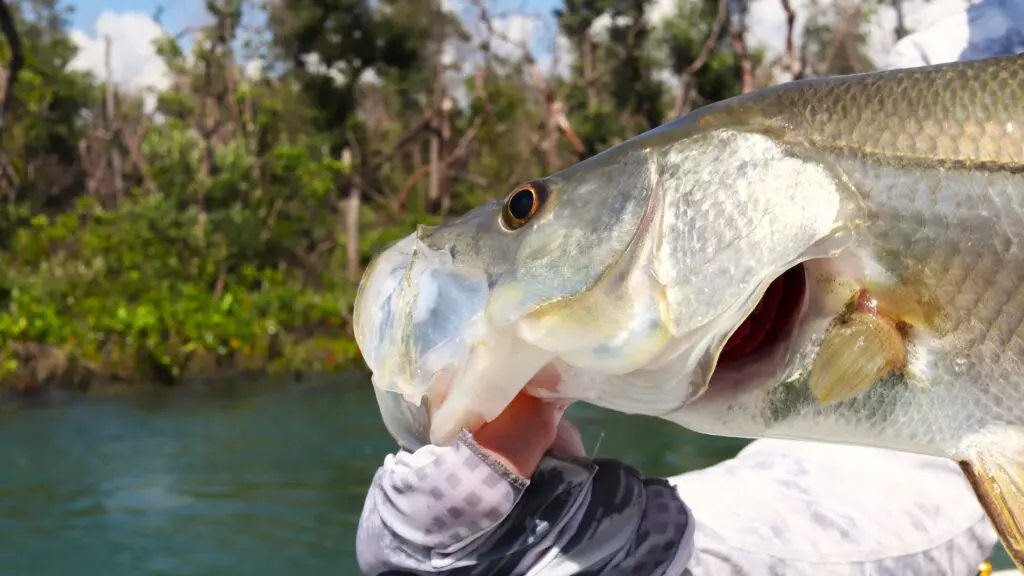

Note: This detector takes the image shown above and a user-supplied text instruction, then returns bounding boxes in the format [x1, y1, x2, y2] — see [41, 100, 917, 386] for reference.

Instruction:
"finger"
[471, 370, 567, 477]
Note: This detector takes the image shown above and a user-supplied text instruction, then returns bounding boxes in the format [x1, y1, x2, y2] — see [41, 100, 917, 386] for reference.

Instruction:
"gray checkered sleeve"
[356, 430, 694, 575]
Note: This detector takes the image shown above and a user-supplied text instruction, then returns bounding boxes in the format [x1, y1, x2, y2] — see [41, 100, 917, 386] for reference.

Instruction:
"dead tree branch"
[472, 0, 585, 168]
[672, 0, 728, 118]
[393, 114, 486, 212]
[892, 0, 908, 40]
[104, 36, 126, 206]
[730, 6, 755, 93]
[823, 6, 864, 74]
[780, 0, 803, 80]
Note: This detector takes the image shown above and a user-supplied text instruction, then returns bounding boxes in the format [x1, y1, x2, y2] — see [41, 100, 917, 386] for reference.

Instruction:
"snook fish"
[353, 54, 1024, 568]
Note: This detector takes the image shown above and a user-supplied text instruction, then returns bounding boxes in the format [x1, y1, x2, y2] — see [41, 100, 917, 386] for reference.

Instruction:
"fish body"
[353, 54, 1024, 568]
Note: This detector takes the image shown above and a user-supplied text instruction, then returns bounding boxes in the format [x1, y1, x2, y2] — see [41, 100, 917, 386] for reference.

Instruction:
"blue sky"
[68, 0, 565, 34]
[63, 0, 578, 96]
[62, 0, 967, 100]
[70, 0, 205, 33]
[65, 0, 572, 82]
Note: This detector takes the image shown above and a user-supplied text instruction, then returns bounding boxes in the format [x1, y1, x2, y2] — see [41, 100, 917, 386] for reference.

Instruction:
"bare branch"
[472, 0, 584, 167]
[730, 9, 755, 93]
[823, 6, 863, 75]
[892, 0, 908, 41]
[220, 12, 242, 127]
[361, 113, 435, 180]
[393, 114, 486, 212]
[672, 0, 728, 119]
[780, 0, 802, 80]
[341, 147, 361, 283]
[120, 121, 158, 195]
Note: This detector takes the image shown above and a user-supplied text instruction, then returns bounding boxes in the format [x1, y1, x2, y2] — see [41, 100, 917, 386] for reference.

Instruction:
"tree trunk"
[345, 188, 361, 283]
[104, 35, 124, 207]
[439, 96, 452, 215]
[0, 0, 23, 133]
[427, 57, 445, 213]
[582, 35, 597, 110]
[342, 149, 361, 283]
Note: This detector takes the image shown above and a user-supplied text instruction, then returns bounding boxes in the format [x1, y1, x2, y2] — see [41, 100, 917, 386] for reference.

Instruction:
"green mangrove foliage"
[0, 0, 883, 390]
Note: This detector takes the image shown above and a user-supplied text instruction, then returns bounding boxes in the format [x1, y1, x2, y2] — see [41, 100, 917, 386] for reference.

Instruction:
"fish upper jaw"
[353, 229, 565, 448]
[353, 232, 494, 448]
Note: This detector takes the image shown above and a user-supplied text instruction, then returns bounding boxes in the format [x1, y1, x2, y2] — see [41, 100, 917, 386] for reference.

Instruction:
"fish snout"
[353, 233, 491, 448]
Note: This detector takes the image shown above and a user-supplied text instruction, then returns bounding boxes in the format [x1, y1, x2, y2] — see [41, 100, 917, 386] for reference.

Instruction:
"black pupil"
[508, 189, 536, 220]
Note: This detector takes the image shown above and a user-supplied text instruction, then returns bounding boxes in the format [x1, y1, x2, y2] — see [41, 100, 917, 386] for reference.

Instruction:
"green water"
[0, 373, 1013, 574]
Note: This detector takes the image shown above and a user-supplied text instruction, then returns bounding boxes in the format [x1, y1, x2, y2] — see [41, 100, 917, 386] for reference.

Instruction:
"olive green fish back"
[701, 54, 1024, 170]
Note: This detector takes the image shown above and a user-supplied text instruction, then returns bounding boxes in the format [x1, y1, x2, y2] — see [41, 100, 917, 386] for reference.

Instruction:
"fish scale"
[353, 54, 1024, 571]
[729, 56, 1024, 166]
[791, 155, 1024, 445]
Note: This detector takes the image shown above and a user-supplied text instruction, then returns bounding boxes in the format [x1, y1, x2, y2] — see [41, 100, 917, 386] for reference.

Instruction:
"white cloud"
[743, 0, 971, 78]
[441, 0, 469, 15]
[646, 0, 679, 26]
[243, 58, 264, 79]
[451, 5, 572, 78]
[495, 12, 577, 79]
[492, 13, 542, 59]
[549, 31, 575, 78]
[359, 67, 381, 85]
[68, 11, 172, 97]
[300, 51, 350, 84]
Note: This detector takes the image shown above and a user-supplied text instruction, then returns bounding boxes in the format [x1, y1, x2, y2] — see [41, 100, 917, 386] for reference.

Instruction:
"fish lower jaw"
[425, 327, 559, 446]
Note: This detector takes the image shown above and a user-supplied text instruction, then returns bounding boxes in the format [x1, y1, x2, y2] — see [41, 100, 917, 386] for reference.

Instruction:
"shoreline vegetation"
[2, 338, 362, 395]
[1, 0, 887, 394]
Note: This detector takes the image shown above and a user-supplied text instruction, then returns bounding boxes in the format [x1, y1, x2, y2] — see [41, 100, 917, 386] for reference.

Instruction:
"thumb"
[471, 377, 566, 477]
[551, 416, 586, 457]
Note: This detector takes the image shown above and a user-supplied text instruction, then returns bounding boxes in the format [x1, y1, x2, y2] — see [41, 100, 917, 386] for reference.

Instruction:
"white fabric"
[671, 439, 998, 575]
[885, 0, 1024, 69]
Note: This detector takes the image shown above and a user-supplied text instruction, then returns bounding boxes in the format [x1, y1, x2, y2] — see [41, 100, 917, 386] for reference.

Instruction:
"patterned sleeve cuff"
[356, 434, 693, 575]
[356, 430, 530, 573]
[455, 429, 530, 491]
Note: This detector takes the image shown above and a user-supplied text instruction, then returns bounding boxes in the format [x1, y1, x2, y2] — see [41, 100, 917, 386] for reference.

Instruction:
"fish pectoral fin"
[808, 311, 907, 405]
[956, 425, 1024, 573]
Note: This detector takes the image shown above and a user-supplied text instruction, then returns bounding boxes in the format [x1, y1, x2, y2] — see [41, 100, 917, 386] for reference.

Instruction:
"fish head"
[356, 102, 857, 449]
[353, 143, 662, 449]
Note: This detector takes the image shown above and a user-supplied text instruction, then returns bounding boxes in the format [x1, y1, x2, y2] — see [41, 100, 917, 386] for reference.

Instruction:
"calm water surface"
[0, 373, 1012, 574]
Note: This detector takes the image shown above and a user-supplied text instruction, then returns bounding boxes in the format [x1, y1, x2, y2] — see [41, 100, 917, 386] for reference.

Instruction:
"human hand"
[470, 368, 585, 478]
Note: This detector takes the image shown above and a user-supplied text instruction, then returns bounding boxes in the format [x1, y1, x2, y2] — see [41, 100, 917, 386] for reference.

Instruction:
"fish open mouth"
[717, 264, 808, 369]
[358, 227, 815, 447]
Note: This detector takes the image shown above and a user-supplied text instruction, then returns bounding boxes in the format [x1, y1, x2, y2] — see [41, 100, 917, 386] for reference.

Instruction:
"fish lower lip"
[427, 328, 555, 445]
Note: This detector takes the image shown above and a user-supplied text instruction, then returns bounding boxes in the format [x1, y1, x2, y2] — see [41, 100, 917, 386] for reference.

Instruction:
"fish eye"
[501, 181, 548, 230]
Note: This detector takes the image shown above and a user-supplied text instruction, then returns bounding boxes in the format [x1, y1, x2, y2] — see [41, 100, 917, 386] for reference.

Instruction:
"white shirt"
[885, 0, 1024, 69]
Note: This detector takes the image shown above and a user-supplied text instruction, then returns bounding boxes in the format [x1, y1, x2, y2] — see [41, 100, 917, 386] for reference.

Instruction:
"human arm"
[357, 408, 999, 576]
[355, 392, 695, 575]
[674, 439, 998, 576]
